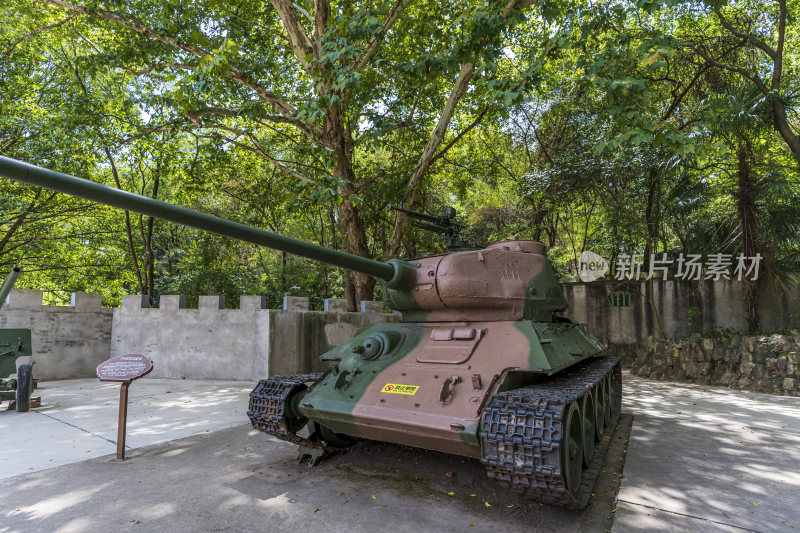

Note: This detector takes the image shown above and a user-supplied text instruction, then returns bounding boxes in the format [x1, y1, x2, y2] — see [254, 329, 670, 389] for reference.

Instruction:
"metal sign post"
[116, 381, 131, 460]
[96, 354, 153, 461]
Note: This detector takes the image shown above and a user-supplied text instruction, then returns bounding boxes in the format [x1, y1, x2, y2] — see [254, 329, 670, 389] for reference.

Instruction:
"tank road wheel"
[479, 357, 620, 509]
[15, 364, 32, 413]
[580, 391, 596, 467]
[561, 401, 583, 495]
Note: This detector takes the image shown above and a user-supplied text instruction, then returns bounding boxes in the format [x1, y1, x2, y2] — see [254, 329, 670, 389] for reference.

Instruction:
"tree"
[686, 0, 800, 156]
[25, 0, 540, 308]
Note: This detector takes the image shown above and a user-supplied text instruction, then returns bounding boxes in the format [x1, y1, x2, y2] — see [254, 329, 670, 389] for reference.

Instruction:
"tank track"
[247, 373, 326, 450]
[479, 356, 622, 510]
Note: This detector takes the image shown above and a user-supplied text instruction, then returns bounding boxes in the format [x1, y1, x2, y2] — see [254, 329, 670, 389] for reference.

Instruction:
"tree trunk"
[338, 195, 376, 309]
[143, 172, 159, 307]
[324, 99, 376, 310]
[644, 168, 666, 338]
[736, 144, 759, 332]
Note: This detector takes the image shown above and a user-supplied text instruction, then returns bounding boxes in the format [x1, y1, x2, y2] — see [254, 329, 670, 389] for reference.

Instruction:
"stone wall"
[0, 290, 113, 380]
[629, 333, 800, 396]
[564, 278, 800, 344]
[110, 295, 399, 380]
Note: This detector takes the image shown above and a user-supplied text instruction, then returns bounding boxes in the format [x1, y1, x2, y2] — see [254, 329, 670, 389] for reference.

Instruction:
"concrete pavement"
[0, 423, 628, 533]
[0, 378, 254, 479]
[0, 377, 626, 532]
[2, 373, 799, 532]
[613, 374, 800, 532]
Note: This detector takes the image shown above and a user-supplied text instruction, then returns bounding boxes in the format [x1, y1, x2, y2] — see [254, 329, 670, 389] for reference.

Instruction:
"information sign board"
[96, 354, 152, 382]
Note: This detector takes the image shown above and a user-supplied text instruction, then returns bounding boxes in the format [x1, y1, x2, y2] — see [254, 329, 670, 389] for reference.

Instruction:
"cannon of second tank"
[0, 267, 21, 311]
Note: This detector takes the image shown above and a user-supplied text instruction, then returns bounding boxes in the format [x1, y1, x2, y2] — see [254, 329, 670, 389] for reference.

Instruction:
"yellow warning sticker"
[380, 383, 419, 396]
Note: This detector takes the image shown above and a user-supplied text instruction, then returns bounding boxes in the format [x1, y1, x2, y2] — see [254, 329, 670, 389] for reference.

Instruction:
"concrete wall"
[3, 277, 797, 381]
[564, 278, 800, 344]
[0, 289, 113, 380]
[267, 309, 399, 376]
[110, 295, 399, 380]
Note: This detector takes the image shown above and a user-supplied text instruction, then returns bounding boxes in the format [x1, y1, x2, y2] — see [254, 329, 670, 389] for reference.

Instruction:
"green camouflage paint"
[297, 323, 425, 436]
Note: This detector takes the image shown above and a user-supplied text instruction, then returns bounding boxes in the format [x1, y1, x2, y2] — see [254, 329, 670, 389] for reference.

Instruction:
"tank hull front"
[296, 319, 605, 457]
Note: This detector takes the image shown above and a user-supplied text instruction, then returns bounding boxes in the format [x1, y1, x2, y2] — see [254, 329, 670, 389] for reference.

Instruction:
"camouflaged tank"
[0, 156, 621, 509]
[248, 233, 621, 510]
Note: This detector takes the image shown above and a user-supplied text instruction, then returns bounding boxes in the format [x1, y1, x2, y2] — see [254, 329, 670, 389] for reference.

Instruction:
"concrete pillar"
[324, 322, 358, 346]
[6, 289, 43, 309]
[662, 281, 675, 337]
[323, 298, 347, 313]
[283, 296, 309, 311]
[714, 281, 746, 331]
[570, 284, 588, 325]
[360, 300, 382, 313]
[70, 292, 102, 311]
[122, 295, 149, 310]
[160, 295, 186, 311]
[199, 295, 225, 310]
[240, 295, 267, 311]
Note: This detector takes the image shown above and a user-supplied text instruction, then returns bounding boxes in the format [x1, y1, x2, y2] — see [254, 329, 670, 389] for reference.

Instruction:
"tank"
[0, 267, 34, 412]
[0, 156, 620, 509]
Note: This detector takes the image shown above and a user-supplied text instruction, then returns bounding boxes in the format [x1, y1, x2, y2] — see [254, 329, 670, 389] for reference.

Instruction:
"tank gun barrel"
[0, 156, 401, 284]
[0, 267, 21, 311]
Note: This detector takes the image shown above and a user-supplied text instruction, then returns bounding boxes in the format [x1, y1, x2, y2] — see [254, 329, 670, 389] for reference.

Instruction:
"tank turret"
[0, 155, 620, 509]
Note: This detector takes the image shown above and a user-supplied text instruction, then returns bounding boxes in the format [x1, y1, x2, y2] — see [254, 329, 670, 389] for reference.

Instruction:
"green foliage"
[0, 0, 797, 317]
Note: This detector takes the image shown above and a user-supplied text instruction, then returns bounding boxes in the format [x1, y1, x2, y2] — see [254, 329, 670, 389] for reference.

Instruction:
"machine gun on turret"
[0, 267, 20, 311]
[388, 204, 475, 251]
